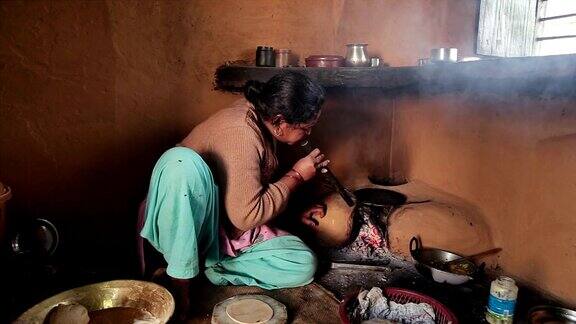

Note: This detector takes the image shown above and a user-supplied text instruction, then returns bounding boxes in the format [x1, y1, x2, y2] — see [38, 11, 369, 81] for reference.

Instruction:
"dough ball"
[45, 303, 90, 324]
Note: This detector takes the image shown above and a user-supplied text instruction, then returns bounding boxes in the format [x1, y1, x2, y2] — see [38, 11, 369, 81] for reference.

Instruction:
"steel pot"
[410, 237, 476, 285]
[345, 44, 370, 67]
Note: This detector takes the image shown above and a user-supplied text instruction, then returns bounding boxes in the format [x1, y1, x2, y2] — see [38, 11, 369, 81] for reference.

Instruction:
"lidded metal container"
[256, 46, 275, 67]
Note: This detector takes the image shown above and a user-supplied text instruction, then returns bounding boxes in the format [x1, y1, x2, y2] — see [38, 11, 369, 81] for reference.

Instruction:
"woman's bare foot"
[149, 268, 191, 321]
[170, 277, 191, 321]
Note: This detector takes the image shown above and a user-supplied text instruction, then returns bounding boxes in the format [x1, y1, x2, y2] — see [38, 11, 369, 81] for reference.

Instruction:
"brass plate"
[15, 280, 174, 324]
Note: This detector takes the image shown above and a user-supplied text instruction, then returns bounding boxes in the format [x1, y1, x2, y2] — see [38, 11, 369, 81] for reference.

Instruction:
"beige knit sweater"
[181, 99, 291, 236]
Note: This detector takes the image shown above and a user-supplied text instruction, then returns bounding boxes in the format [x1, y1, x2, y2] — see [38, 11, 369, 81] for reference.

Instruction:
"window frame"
[476, 0, 576, 57]
[535, 0, 576, 41]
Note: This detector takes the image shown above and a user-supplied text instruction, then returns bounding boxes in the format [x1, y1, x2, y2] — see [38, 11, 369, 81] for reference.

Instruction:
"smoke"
[309, 89, 393, 188]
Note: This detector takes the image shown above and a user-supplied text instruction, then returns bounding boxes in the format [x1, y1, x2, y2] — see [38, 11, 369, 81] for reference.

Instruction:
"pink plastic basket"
[339, 287, 458, 324]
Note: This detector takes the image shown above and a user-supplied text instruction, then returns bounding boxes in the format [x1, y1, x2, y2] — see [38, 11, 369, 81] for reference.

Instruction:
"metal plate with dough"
[212, 294, 287, 324]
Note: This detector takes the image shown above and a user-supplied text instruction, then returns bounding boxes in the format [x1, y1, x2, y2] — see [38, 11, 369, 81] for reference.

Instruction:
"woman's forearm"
[228, 170, 303, 231]
[280, 169, 304, 192]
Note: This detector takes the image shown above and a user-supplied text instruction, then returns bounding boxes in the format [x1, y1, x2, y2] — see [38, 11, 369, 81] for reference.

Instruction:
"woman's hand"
[300, 203, 327, 229]
[292, 148, 330, 181]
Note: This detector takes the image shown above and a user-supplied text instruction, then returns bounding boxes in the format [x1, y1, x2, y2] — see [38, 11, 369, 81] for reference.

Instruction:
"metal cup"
[275, 49, 291, 67]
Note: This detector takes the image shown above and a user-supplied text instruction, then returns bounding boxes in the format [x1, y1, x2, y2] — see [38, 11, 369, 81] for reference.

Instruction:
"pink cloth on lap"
[220, 224, 289, 257]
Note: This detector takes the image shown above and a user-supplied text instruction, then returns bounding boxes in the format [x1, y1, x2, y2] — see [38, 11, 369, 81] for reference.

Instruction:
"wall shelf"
[215, 54, 576, 97]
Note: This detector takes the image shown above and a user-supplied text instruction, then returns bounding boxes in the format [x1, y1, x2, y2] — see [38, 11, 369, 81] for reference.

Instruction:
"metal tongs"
[299, 140, 356, 207]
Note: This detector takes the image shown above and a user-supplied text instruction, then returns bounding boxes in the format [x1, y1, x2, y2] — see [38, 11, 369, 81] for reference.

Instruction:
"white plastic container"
[486, 276, 518, 324]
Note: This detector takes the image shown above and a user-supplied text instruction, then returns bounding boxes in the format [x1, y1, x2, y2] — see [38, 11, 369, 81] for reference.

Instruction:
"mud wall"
[391, 93, 576, 304]
[0, 0, 337, 269]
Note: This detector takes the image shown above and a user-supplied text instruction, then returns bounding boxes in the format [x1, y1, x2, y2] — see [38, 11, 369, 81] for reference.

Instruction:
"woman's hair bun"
[243, 80, 265, 105]
[244, 72, 324, 124]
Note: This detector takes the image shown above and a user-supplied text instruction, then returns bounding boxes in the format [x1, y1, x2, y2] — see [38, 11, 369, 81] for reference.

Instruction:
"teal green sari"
[141, 147, 316, 288]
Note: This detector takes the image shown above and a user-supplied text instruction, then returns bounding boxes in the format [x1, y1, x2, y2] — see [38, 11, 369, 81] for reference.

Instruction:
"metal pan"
[410, 237, 476, 285]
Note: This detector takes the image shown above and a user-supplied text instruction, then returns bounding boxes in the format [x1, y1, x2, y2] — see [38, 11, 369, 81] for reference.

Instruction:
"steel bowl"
[14, 280, 174, 323]
[11, 218, 59, 257]
[528, 305, 576, 323]
[410, 237, 476, 285]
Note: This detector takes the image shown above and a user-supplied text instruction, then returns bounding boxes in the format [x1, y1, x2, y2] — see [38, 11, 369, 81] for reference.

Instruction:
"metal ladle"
[299, 140, 356, 206]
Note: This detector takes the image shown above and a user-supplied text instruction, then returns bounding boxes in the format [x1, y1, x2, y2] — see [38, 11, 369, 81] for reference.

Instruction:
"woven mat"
[185, 282, 341, 324]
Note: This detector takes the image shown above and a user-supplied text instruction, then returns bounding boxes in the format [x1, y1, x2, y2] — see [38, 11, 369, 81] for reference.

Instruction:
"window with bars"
[477, 0, 576, 57]
[536, 0, 576, 55]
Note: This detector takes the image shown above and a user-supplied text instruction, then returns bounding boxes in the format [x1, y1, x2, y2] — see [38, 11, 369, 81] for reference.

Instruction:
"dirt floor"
[2, 251, 571, 323]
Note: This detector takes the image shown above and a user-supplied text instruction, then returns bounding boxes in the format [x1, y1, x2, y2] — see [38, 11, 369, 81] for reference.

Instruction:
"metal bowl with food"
[15, 280, 174, 324]
[410, 237, 477, 285]
[528, 305, 576, 323]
